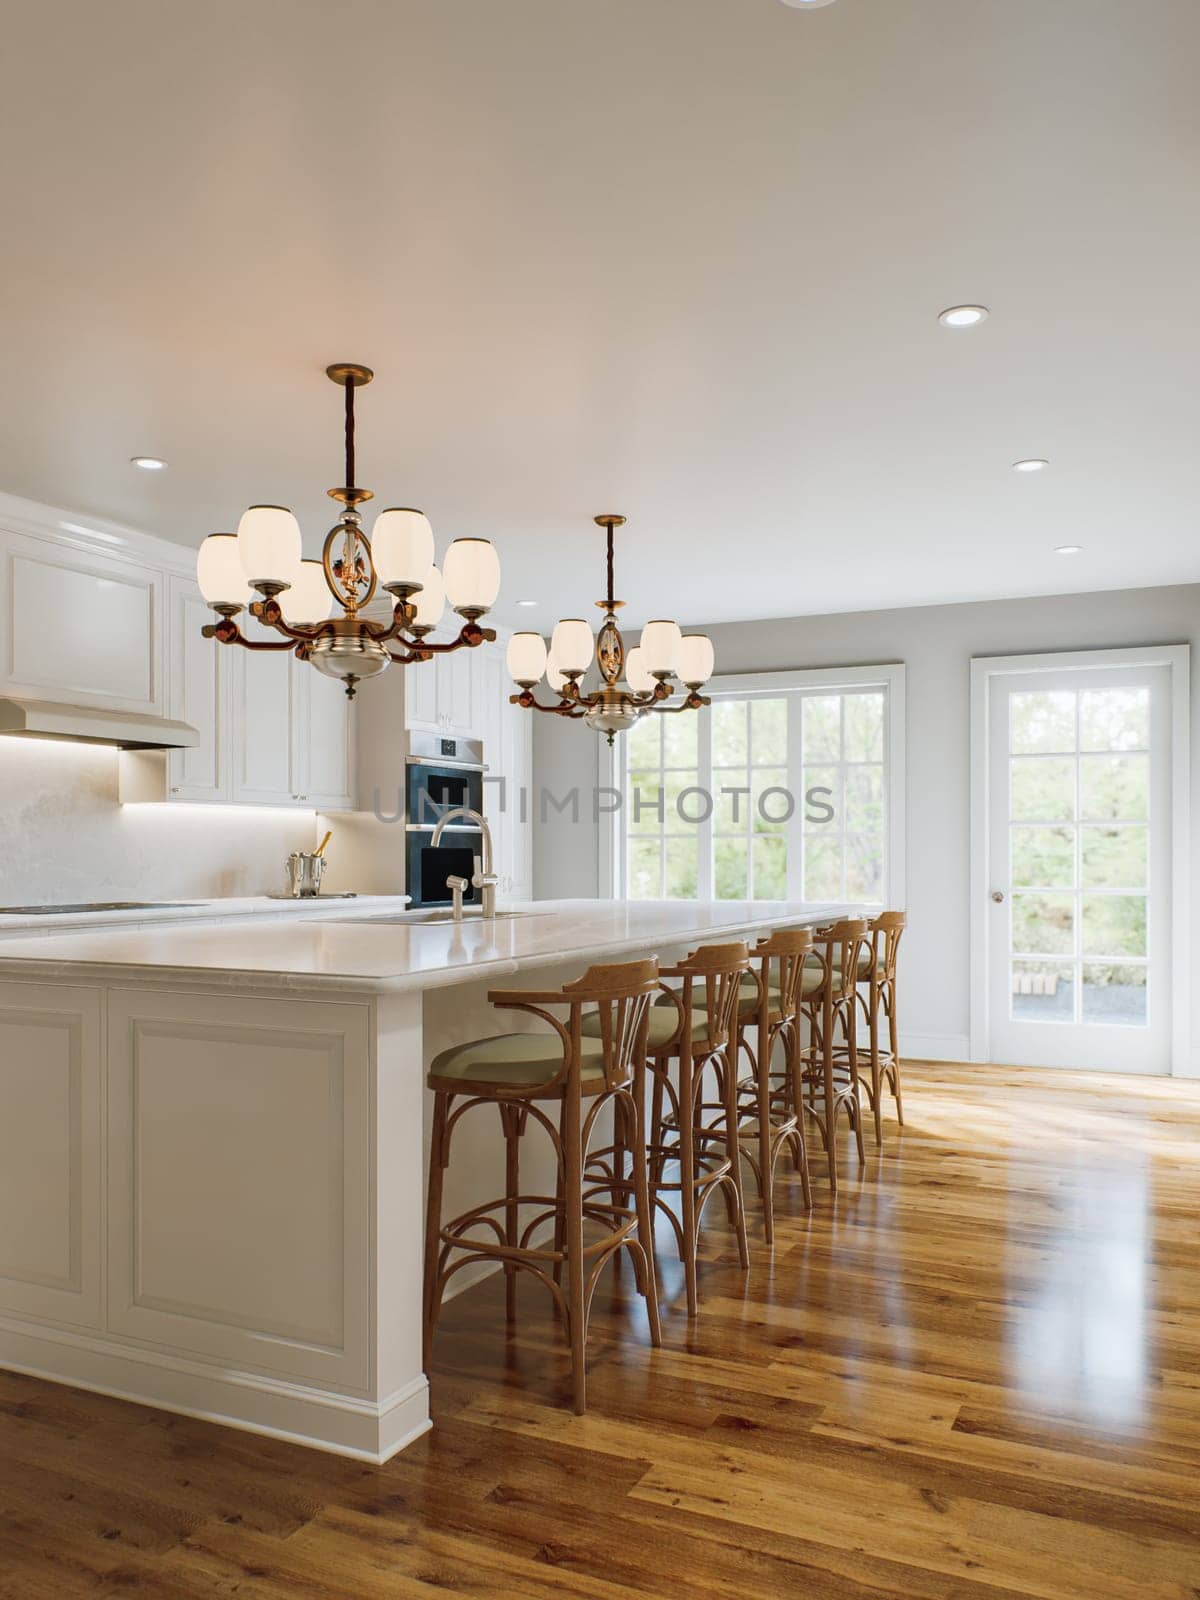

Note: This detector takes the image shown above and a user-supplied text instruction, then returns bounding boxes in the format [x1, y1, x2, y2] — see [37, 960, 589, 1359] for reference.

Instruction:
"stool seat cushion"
[429, 1031, 605, 1090]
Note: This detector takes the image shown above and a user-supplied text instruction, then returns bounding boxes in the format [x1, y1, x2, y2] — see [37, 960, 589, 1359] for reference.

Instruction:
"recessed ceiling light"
[130, 456, 167, 471]
[938, 305, 989, 328]
[517, 599, 538, 607]
[1012, 458, 1049, 473]
[779, 0, 837, 8]
[1055, 545, 1083, 556]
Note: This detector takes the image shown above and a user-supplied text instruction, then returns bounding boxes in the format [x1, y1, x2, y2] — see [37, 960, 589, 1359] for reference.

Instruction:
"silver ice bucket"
[285, 852, 327, 898]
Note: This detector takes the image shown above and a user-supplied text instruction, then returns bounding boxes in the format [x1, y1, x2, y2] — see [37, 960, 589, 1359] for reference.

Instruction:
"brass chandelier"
[195, 362, 500, 698]
[506, 515, 715, 744]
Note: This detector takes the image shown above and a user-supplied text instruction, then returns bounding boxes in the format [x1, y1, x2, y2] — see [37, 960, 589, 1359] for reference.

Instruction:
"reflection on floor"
[1, 1061, 1198, 1598]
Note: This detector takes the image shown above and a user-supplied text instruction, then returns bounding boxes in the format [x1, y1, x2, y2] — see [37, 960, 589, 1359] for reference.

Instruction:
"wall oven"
[405, 733, 486, 907]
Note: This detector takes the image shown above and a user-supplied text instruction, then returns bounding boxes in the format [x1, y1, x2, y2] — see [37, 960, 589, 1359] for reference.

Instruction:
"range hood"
[0, 697, 199, 751]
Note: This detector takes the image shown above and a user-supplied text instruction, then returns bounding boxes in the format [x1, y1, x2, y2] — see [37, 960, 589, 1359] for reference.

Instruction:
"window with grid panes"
[621, 684, 890, 904]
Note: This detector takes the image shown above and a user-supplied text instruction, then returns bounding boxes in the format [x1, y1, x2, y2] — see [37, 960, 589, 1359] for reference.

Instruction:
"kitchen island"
[0, 899, 853, 1461]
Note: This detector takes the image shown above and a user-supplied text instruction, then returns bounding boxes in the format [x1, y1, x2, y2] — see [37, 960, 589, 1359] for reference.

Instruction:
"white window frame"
[602, 662, 906, 908]
[969, 645, 1190, 1076]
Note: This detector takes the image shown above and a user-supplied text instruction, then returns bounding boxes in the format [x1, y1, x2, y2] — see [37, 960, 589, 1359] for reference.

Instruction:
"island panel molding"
[106, 988, 371, 1391]
[0, 984, 102, 1331]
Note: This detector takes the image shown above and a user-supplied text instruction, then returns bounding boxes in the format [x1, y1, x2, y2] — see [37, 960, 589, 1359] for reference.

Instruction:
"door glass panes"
[1007, 685, 1150, 1026]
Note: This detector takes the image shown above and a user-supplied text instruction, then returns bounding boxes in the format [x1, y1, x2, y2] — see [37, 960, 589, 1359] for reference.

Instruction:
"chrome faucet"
[431, 807, 499, 920]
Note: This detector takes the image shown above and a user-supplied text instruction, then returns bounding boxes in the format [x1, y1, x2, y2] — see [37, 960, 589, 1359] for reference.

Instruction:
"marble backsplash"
[0, 739, 319, 905]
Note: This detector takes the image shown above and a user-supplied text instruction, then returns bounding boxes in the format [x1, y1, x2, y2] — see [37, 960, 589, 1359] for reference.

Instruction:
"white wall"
[532, 582, 1200, 1067]
[0, 737, 318, 905]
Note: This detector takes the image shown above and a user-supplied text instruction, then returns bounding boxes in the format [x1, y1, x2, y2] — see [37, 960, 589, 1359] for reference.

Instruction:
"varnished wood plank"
[1, 1061, 1199, 1598]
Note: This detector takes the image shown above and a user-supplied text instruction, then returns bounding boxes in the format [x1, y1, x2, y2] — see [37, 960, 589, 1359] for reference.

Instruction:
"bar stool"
[423, 959, 662, 1415]
[798, 918, 870, 1193]
[856, 911, 906, 1145]
[642, 942, 751, 1317]
[734, 928, 815, 1244]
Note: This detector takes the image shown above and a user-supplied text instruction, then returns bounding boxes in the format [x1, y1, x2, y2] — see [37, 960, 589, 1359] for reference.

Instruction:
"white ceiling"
[1, 0, 1198, 628]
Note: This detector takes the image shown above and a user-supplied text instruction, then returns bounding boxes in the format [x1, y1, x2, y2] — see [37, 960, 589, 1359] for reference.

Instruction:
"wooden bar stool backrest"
[658, 942, 750, 1054]
[749, 927, 814, 1021]
[809, 918, 870, 995]
[870, 911, 906, 985]
[486, 959, 659, 1097]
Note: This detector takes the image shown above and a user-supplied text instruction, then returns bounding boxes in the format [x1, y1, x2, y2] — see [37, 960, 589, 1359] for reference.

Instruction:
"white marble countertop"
[0, 894, 411, 935]
[0, 899, 860, 995]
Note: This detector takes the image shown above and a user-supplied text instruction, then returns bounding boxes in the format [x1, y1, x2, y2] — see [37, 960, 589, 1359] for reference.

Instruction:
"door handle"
[991, 890, 1005, 903]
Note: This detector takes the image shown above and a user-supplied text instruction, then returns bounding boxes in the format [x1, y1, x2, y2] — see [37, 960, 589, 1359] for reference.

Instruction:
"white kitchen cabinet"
[166, 577, 231, 803]
[404, 651, 439, 729]
[437, 646, 475, 736]
[294, 667, 356, 811]
[0, 526, 163, 713]
[232, 645, 298, 806]
[402, 631, 478, 737]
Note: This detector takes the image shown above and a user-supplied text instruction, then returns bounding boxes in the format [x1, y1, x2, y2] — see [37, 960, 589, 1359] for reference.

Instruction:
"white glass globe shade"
[546, 659, 569, 695]
[625, 645, 656, 695]
[443, 538, 501, 611]
[640, 619, 682, 677]
[550, 618, 593, 676]
[677, 634, 715, 687]
[371, 508, 434, 589]
[280, 560, 335, 625]
[236, 505, 302, 588]
[506, 632, 548, 686]
[413, 564, 446, 629]
[196, 534, 252, 607]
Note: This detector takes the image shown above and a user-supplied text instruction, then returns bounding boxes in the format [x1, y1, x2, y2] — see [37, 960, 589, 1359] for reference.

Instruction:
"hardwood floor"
[2, 1061, 1198, 1598]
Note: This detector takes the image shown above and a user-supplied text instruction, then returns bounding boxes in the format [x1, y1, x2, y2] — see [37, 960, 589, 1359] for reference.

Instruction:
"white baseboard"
[901, 1030, 971, 1063]
[0, 1315, 429, 1464]
[1176, 1046, 1200, 1080]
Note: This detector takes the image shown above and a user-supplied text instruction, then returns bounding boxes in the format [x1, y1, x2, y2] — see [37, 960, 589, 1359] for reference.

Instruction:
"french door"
[984, 660, 1173, 1073]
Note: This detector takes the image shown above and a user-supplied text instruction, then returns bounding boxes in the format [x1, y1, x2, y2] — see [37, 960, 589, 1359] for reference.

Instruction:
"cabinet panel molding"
[0, 531, 162, 712]
[107, 989, 370, 1388]
[0, 983, 103, 1330]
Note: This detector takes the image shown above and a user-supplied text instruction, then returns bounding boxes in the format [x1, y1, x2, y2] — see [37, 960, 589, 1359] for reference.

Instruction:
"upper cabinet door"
[404, 651, 439, 730]
[295, 668, 356, 812]
[0, 529, 163, 713]
[167, 578, 230, 802]
[232, 646, 298, 805]
[437, 645, 475, 735]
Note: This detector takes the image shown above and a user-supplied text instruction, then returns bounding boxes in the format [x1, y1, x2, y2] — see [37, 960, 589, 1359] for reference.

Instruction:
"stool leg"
[560, 1086, 587, 1415]
[423, 1091, 450, 1372]
[500, 1102, 521, 1328]
[786, 1018, 813, 1212]
[867, 987, 884, 1148]
[888, 985, 905, 1125]
[822, 997, 838, 1193]
[624, 1081, 662, 1347]
[846, 998, 866, 1166]
[720, 1044, 750, 1271]
[678, 1052, 699, 1317]
[755, 1016, 775, 1247]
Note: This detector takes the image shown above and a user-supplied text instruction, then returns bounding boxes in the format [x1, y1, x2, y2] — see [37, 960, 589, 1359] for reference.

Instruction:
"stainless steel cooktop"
[0, 902, 201, 915]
